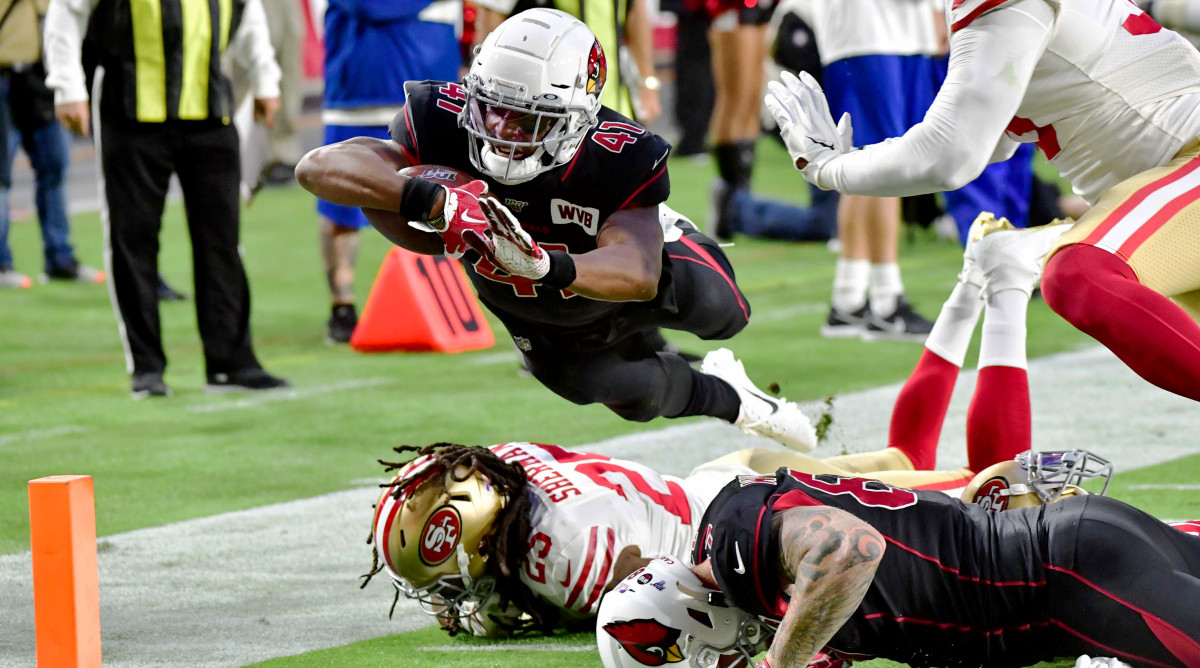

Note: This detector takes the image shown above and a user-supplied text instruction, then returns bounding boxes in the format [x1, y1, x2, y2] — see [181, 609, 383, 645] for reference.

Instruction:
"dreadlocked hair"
[361, 443, 563, 636]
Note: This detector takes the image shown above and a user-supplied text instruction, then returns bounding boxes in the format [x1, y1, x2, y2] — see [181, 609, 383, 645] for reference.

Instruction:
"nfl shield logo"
[514, 336, 532, 351]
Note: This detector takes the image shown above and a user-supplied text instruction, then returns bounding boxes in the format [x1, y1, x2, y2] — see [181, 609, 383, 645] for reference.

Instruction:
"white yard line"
[0, 346, 1197, 667]
[185, 378, 396, 414]
[415, 644, 594, 652]
[0, 425, 86, 447]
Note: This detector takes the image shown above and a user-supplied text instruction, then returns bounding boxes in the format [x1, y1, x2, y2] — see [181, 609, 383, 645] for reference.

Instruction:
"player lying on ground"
[296, 8, 817, 451]
[767, 0, 1200, 403]
[360, 214, 1111, 636]
[598, 457, 1200, 668]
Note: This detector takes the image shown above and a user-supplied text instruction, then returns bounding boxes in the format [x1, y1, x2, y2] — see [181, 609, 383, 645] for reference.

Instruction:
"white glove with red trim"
[463, 196, 551, 279]
[408, 179, 489, 259]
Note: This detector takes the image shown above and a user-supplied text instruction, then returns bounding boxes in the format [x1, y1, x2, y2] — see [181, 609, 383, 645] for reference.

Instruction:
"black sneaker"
[326, 304, 358, 344]
[860, 295, 934, 342]
[131, 372, 172, 399]
[42, 260, 104, 284]
[819, 304, 871, 339]
[708, 181, 740, 241]
[259, 161, 297, 187]
[157, 276, 187, 302]
[205, 368, 291, 393]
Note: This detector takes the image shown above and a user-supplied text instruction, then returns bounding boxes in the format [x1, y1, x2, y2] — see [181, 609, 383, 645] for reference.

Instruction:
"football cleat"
[0, 268, 32, 289]
[701, 347, 817, 452]
[959, 211, 998, 289]
[969, 217, 1075, 299]
[1074, 656, 1133, 668]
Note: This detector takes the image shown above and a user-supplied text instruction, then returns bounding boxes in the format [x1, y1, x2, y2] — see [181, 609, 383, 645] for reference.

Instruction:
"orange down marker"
[28, 475, 101, 667]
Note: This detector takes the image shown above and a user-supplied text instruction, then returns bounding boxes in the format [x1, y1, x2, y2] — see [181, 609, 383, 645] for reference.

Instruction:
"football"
[398, 164, 476, 188]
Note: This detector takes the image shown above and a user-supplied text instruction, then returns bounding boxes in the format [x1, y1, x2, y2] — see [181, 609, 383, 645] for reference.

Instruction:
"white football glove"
[464, 196, 551, 279]
[764, 70, 854, 187]
[459, 592, 528, 637]
[1075, 656, 1133, 668]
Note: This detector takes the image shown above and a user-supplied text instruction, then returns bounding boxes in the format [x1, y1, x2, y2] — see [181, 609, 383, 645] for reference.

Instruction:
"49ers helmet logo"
[602, 618, 684, 666]
[586, 39, 607, 98]
[971, 477, 1011, 511]
[420, 506, 462, 565]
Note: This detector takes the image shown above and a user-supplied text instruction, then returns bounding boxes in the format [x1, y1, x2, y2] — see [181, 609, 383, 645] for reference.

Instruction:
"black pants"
[99, 118, 260, 377]
[519, 229, 748, 422]
[1043, 495, 1200, 667]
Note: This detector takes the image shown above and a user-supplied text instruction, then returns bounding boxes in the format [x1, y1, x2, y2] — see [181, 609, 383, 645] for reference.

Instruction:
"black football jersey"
[693, 468, 1068, 668]
[390, 80, 672, 331]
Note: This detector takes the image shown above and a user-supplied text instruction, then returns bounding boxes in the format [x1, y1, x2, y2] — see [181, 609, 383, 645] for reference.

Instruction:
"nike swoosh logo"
[559, 561, 572, 588]
[745, 388, 780, 415]
[808, 136, 836, 151]
[733, 542, 747, 575]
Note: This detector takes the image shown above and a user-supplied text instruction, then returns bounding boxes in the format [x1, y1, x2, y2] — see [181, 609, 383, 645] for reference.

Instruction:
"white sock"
[924, 281, 984, 368]
[978, 289, 1029, 370]
[868, 263, 904, 317]
[831, 258, 869, 314]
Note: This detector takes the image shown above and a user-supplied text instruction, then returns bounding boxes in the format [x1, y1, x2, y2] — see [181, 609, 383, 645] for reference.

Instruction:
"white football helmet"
[461, 8, 606, 184]
[962, 449, 1114, 511]
[596, 557, 770, 668]
[371, 454, 505, 620]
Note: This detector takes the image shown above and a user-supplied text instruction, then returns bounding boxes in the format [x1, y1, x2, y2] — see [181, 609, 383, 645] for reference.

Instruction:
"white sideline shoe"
[701, 348, 817, 452]
[969, 216, 1075, 298]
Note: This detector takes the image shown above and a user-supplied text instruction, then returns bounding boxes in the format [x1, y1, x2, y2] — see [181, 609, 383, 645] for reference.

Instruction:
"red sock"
[1043, 245, 1200, 402]
[966, 366, 1031, 472]
[888, 350, 959, 470]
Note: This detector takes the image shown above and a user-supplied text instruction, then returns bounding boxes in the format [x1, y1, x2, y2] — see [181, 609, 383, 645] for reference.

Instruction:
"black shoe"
[708, 181, 740, 241]
[860, 295, 934, 342]
[157, 277, 187, 302]
[326, 304, 358, 344]
[259, 161, 297, 187]
[42, 260, 104, 283]
[819, 304, 871, 339]
[131, 372, 172, 399]
[205, 368, 291, 393]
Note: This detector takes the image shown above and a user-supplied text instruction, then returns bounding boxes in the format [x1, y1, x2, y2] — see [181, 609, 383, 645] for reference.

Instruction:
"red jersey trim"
[581, 528, 617, 613]
[404, 106, 422, 165]
[565, 527, 600, 610]
[951, 0, 1011, 32]
[617, 164, 668, 211]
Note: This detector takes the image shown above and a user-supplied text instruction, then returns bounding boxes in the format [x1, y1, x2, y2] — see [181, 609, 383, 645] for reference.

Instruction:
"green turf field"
[2, 140, 1193, 668]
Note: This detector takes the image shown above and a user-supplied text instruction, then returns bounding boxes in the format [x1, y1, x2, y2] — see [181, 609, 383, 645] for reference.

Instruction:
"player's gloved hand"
[1074, 657, 1132, 668]
[464, 196, 550, 279]
[408, 179, 490, 259]
[764, 70, 853, 188]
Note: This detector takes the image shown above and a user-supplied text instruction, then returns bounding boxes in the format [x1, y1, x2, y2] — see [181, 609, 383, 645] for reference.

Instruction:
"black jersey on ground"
[389, 80, 671, 332]
[692, 468, 1200, 668]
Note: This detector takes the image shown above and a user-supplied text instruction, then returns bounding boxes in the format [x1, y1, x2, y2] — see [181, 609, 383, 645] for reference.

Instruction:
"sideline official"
[43, 0, 290, 398]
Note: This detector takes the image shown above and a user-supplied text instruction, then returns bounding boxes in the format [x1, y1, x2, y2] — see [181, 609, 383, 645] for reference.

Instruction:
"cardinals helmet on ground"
[371, 454, 505, 619]
[962, 449, 1114, 511]
[461, 8, 606, 183]
[596, 557, 769, 668]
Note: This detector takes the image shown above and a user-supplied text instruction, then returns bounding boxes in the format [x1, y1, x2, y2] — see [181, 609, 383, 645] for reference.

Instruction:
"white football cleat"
[958, 211, 1000, 289]
[701, 348, 817, 452]
[969, 217, 1076, 299]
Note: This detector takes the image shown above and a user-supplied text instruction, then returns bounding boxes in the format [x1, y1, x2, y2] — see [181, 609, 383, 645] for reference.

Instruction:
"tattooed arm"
[763, 507, 885, 667]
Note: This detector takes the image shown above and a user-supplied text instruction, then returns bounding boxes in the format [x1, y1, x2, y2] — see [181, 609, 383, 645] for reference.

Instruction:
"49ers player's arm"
[811, 0, 1055, 195]
[566, 207, 664, 301]
[763, 507, 884, 668]
[295, 133, 446, 254]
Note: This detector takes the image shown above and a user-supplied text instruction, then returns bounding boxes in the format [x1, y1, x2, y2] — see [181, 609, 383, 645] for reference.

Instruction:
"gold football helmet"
[371, 454, 506, 617]
[962, 449, 1114, 511]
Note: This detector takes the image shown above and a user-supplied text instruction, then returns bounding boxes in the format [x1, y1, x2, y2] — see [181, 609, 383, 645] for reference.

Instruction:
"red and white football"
[397, 164, 475, 188]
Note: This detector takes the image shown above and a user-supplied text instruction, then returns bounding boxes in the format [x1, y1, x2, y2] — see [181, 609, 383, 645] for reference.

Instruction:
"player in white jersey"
[768, 0, 1200, 403]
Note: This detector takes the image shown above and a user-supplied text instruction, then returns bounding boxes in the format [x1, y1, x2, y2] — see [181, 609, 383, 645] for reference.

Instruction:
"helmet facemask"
[1023, 449, 1113, 502]
[459, 9, 606, 184]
